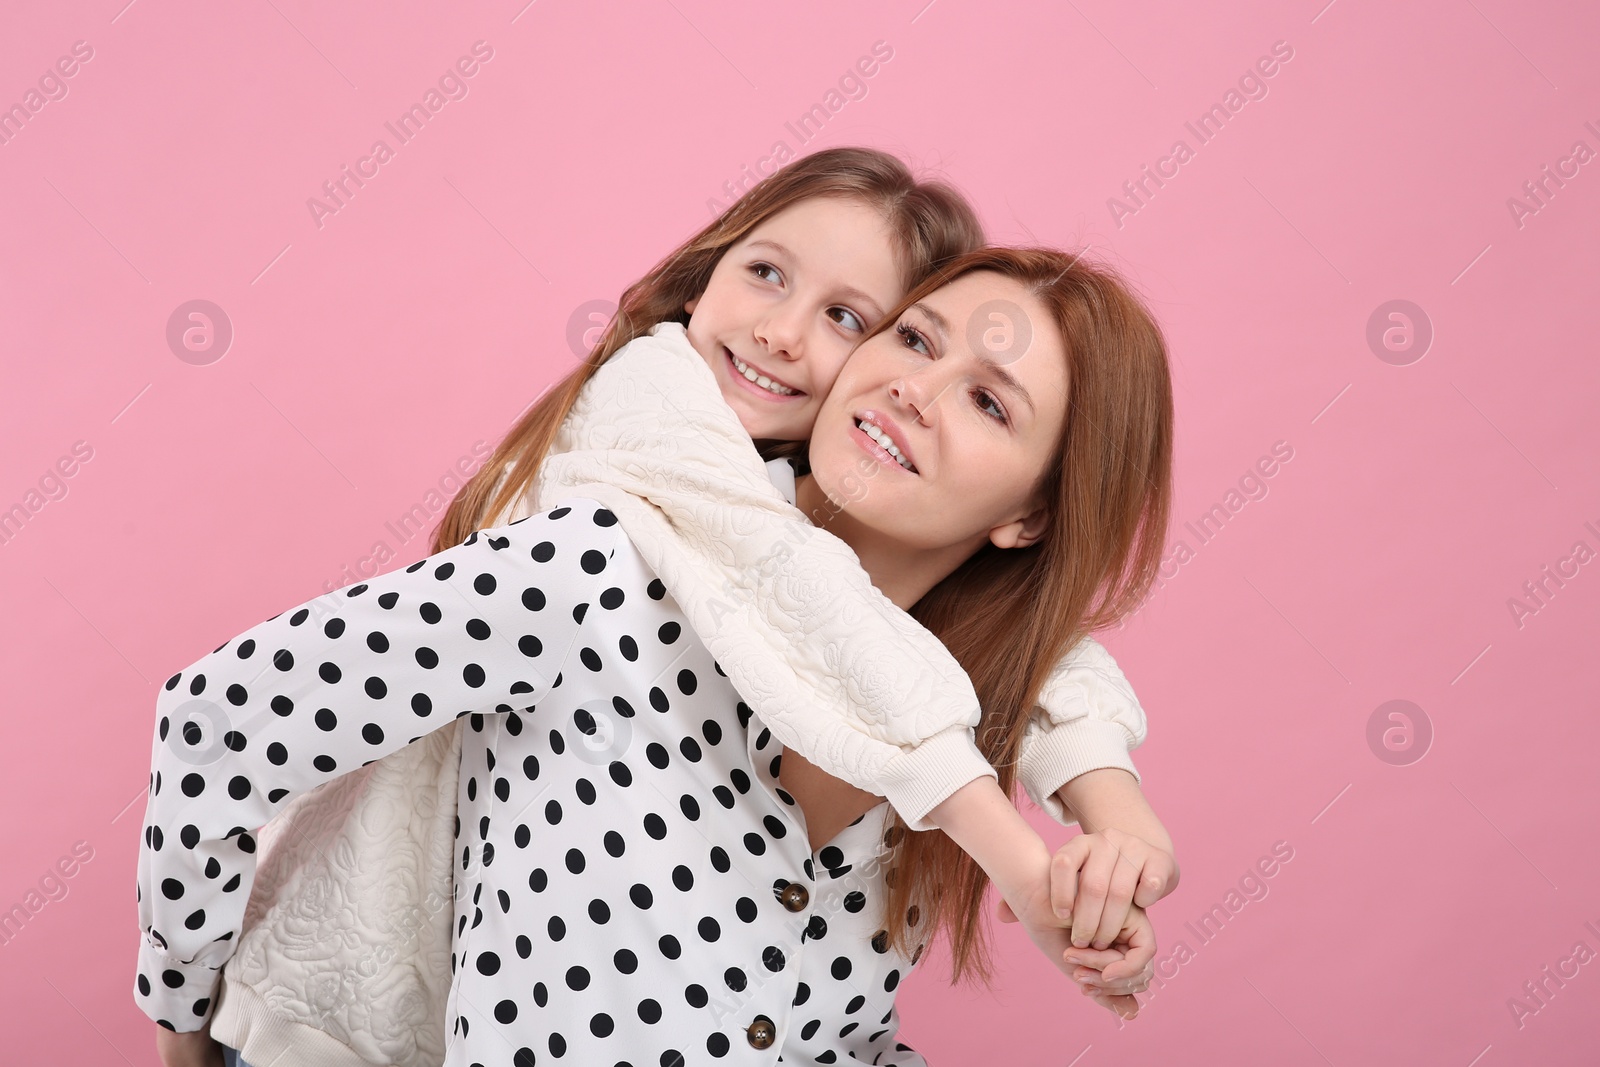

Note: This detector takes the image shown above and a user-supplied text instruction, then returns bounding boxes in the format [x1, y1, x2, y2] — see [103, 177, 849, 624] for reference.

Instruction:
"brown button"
[747, 1015, 776, 1049]
[779, 882, 809, 912]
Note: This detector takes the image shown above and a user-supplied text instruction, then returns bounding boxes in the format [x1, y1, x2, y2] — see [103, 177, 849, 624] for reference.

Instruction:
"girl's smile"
[683, 194, 903, 442]
[724, 345, 804, 399]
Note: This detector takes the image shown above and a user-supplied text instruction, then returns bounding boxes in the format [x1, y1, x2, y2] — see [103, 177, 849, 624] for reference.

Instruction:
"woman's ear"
[684, 295, 699, 315]
[989, 502, 1049, 551]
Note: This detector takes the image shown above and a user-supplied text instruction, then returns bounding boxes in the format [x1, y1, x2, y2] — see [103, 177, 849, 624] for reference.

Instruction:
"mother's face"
[806, 271, 1071, 554]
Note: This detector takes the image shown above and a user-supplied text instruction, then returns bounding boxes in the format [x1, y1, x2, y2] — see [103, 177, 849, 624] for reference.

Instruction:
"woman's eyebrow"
[914, 301, 1035, 417]
[910, 302, 949, 340]
[983, 356, 1035, 416]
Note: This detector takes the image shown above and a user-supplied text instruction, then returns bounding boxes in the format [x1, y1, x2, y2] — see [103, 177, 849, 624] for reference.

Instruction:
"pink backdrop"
[2, 0, 1596, 1062]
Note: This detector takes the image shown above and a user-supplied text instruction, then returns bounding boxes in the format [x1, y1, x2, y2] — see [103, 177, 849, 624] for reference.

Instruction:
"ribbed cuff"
[876, 727, 998, 831]
[1018, 718, 1141, 827]
[133, 934, 223, 1033]
[210, 975, 389, 1067]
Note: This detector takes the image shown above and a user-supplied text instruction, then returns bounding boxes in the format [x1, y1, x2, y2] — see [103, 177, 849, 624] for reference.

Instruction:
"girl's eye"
[828, 307, 866, 332]
[749, 262, 782, 284]
[973, 388, 1007, 424]
[895, 321, 930, 356]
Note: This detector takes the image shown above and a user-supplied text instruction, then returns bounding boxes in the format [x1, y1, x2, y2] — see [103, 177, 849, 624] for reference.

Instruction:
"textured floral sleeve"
[1016, 635, 1148, 826]
[133, 500, 619, 1031]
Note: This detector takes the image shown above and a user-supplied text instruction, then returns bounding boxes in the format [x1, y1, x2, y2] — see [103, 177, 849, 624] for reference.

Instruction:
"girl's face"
[683, 196, 904, 442]
[806, 271, 1071, 554]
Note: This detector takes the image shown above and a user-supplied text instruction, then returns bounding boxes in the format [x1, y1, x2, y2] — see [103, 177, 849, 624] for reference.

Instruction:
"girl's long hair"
[429, 146, 984, 551]
[870, 247, 1175, 984]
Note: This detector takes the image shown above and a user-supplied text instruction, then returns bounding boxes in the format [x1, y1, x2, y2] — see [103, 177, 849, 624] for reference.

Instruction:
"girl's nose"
[755, 309, 806, 361]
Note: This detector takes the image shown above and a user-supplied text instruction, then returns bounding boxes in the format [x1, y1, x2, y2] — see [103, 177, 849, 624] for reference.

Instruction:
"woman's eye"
[895, 322, 929, 355]
[829, 307, 865, 332]
[749, 262, 781, 284]
[974, 389, 1007, 423]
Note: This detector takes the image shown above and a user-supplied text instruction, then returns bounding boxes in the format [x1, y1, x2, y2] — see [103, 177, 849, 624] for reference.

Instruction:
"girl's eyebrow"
[744, 238, 887, 320]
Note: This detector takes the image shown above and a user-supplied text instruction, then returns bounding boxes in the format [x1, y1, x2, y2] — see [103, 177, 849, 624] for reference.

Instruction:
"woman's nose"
[889, 370, 936, 424]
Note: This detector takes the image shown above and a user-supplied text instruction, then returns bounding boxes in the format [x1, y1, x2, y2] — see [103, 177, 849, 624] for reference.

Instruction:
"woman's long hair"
[868, 247, 1175, 984]
[429, 146, 984, 551]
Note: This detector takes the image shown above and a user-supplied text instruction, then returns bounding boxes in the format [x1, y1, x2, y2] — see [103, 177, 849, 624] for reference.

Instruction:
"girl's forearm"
[926, 776, 1051, 903]
[1055, 767, 1173, 853]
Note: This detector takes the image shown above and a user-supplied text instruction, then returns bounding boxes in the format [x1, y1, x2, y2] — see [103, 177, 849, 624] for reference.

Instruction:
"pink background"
[2, 0, 1597, 1062]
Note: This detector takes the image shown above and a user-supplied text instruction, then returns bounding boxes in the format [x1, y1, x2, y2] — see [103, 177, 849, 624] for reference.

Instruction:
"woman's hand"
[154, 1023, 225, 1067]
[1042, 826, 1178, 950]
[995, 860, 1088, 983]
[997, 895, 1156, 1021]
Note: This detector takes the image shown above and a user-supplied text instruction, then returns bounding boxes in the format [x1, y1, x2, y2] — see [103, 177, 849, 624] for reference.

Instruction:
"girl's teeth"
[729, 352, 797, 395]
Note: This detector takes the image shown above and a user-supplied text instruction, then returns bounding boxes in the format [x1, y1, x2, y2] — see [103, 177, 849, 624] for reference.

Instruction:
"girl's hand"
[1061, 904, 1157, 1020]
[154, 1024, 225, 1067]
[1045, 826, 1178, 950]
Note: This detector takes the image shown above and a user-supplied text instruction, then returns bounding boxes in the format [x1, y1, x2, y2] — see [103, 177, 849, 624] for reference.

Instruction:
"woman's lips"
[724, 348, 804, 402]
[849, 420, 916, 474]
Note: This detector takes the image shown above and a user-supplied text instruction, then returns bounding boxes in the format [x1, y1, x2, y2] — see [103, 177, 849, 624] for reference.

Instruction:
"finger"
[1086, 986, 1140, 1020]
[1071, 847, 1117, 948]
[1062, 944, 1127, 971]
[1050, 838, 1089, 921]
[1093, 851, 1145, 950]
[1099, 913, 1158, 983]
[1131, 854, 1177, 908]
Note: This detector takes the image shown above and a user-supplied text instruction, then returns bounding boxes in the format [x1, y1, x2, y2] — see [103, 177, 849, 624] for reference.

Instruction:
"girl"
[150, 147, 1171, 1067]
[142, 245, 1170, 1067]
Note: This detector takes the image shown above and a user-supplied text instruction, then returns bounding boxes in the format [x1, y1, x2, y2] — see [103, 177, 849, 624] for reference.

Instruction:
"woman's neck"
[793, 473, 983, 611]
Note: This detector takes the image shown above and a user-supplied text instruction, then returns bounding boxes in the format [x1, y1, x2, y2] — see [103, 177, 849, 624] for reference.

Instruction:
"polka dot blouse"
[135, 497, 932, 1065]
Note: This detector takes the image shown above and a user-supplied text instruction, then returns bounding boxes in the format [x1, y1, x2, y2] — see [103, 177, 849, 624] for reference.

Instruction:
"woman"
[141, 246, 1173, 1066]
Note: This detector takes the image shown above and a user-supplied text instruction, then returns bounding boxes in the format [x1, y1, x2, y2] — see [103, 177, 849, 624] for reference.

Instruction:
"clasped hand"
[996, 827, 1179, 1020]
